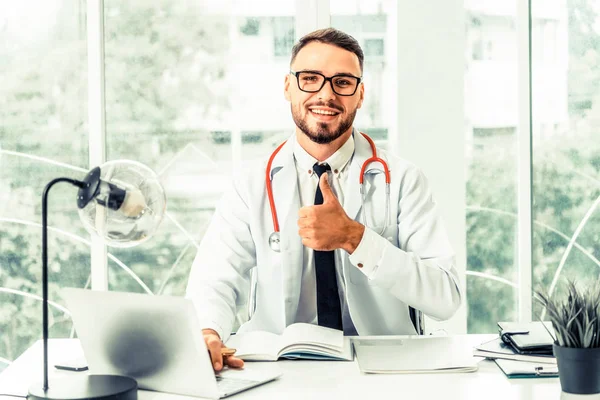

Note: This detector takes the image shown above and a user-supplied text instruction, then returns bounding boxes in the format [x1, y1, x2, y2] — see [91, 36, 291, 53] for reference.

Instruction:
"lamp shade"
[76, 160, 166, 248]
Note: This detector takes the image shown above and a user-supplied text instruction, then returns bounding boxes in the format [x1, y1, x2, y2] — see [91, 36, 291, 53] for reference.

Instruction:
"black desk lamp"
[27, 160, 166, 400]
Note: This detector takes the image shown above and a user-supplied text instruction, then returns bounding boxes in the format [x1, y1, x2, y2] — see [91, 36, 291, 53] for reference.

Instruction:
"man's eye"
[334, 78, 352, 86]
[302, 75, 319, 82]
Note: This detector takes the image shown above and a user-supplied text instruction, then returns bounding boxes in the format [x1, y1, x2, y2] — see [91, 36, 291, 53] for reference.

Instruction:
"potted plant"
[535, 280, 600, 394]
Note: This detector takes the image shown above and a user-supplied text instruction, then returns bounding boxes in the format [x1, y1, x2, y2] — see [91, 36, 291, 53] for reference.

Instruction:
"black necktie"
[312, 163, 343, 330]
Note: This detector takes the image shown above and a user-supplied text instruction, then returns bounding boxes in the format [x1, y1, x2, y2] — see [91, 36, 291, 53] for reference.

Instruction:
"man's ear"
[284, 74, 291, 102]
[357, 82, 365, 109]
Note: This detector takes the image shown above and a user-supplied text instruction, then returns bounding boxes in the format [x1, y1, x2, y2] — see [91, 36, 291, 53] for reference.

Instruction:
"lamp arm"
[41, 177, 85, 391]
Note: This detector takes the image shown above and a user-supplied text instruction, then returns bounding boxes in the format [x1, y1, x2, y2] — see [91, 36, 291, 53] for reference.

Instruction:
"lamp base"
[28, 375, 137, 400]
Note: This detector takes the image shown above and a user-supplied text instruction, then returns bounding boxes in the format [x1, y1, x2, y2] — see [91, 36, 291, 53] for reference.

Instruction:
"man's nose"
[317, 78, 337, 102]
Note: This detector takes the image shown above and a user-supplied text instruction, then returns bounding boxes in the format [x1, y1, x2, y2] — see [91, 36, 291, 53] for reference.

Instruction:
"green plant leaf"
[535, 279, 600, 349]
[583, 319, 596, 348]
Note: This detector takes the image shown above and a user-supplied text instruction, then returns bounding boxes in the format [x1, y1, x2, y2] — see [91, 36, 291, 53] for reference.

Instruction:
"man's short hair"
[290, 28, 364, 73]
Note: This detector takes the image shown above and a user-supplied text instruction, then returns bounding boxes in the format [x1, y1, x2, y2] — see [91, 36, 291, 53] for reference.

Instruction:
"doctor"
[186, 28, 462, 371]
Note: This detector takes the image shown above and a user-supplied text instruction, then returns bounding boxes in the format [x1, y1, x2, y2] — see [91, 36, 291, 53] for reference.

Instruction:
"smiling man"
[186, 28, 462, 371]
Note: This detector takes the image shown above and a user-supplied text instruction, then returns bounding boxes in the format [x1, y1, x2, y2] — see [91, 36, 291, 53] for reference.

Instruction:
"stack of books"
[473, 321, 558, 378]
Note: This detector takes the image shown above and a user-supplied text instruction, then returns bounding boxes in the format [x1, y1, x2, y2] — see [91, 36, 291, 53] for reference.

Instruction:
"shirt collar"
[293, 130, 355, 175]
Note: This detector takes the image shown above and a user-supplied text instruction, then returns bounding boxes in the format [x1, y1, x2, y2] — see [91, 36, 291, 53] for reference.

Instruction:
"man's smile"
[308, 106, 341, 122]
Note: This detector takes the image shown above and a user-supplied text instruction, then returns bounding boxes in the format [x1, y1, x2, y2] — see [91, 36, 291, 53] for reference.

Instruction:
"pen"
[208, 347, 237, 359]
[221, 348, 237, 357]
[535, 366, 559, 377]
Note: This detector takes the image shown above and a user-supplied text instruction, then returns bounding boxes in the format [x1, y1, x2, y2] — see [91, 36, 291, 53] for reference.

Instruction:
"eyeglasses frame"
[290, 70, 363, 96]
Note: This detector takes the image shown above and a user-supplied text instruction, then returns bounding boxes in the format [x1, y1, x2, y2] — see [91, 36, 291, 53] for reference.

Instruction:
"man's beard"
[291, 103, 357, 145]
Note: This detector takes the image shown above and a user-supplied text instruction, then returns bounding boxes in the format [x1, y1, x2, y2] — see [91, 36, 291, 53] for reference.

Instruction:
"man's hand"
[202, 329, 244, 371]
[298, 173, 365, 254]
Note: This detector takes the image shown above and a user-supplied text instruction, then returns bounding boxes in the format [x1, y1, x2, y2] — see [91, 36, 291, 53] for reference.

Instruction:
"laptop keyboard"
[215, 375, 260, 397]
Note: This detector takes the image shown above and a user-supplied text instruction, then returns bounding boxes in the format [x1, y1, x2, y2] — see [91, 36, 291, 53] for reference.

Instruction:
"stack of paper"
[353, 336, 479, 374]
[473, 338, 556, 365]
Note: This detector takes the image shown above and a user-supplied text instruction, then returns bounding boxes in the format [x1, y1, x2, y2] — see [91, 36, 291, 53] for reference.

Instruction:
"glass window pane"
[104, 0, 295, 307]
[0, 1, 88, 371]
[331, 0, 397, 149]
[532, 0, 598, 311]
[464, 0, 519, 333]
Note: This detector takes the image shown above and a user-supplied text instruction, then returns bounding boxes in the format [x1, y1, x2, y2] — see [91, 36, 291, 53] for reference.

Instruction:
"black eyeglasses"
[290, 70, 362, 96]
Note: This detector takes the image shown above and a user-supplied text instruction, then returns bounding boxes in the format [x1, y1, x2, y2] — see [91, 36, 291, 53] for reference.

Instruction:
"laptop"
[61, 288, 281, 399]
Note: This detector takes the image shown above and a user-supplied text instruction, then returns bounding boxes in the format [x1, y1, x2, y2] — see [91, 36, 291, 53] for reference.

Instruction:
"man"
[186, 28, 461, 371]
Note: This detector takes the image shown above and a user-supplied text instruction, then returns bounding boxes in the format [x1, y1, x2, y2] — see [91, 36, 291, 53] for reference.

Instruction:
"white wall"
[395, 2, 467, 334]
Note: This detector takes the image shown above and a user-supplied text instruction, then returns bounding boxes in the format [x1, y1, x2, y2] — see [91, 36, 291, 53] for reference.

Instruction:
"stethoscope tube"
[266, 141, 287, 253]
[359, 133, 391, 236]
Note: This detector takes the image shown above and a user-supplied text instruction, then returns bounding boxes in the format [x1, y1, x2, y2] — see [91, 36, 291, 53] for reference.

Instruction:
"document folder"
[497, 321, 554, 355]
[494, 358, 559, 379]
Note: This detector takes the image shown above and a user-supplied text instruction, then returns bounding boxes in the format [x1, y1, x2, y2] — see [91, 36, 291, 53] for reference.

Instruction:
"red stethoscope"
[266, 132, 390, 252]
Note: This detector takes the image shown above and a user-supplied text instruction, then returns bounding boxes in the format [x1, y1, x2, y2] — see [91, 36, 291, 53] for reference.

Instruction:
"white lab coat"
[186, 132, 461, 341]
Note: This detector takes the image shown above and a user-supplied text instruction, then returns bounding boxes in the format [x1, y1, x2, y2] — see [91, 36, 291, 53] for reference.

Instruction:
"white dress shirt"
[292, 131, 383, 335]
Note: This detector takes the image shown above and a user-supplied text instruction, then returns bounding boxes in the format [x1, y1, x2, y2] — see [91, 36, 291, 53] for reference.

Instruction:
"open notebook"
[225, 323, 353, 361]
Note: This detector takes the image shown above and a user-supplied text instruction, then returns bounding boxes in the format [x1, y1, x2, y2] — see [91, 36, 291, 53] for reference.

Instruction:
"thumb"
[319, 173, 337, 203]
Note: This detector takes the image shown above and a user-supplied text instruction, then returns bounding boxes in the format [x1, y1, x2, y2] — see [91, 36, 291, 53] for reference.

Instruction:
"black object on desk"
[497, 321, 554, 355]
[54, 357, 89, 372]
[494, 358, 559, 379]
[474, 337, 555, 364]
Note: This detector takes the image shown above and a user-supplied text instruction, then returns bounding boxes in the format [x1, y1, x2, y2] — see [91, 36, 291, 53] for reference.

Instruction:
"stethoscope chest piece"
[268, 231, 281, 252]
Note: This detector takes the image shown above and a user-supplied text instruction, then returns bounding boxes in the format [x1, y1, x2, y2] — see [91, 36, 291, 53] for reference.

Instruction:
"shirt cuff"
[201, 320, 228, 342]
[348, 226, 388, 279]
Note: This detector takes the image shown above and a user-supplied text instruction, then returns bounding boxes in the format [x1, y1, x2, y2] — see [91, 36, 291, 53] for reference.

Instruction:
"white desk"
[0, 337, 594, 400]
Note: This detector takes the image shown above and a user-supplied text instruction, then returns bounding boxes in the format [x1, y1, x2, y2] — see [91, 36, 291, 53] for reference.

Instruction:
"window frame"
[88, 0, 108, 291]
[516, 0, 533, 324]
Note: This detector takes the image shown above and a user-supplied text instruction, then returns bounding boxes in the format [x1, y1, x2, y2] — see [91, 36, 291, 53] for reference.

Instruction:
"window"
[331, 0, 395, 151]
[0, 0, 88, 371]
[465, 0, 578, 333]
[240, 18, 261, 36]
[103, 0, 295, 306]
[273, 17, 295, 57]
[0, 0, 297, 371]
[532, 0, 598, 316]
[464, 2, 519, 333]
[363, 38, 384, 57]
[532, 19, 558, 63]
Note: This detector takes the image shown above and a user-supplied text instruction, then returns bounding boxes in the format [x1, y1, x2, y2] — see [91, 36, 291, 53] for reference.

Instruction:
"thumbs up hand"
[298, 173, 365, 254]
[317, 172, 337, 204]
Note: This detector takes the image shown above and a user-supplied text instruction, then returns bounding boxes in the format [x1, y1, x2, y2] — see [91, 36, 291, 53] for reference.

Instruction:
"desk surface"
[0, 336, 594, 400]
